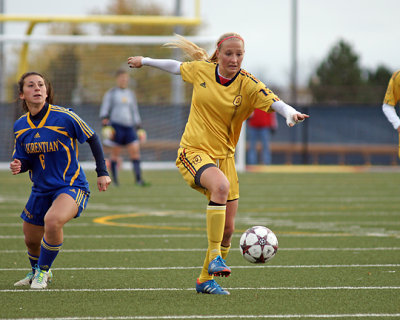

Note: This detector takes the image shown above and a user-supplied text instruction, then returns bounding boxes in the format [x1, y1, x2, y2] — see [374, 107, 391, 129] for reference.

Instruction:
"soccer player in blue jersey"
[11, 72, 111, 289]
[128, 33, 309, 295]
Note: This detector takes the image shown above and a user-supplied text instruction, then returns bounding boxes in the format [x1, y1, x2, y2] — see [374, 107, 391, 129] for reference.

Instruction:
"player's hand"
[97, 175, 111, 192]
[10, 159, 22, 175]
[287, 113, 310, 127]
[137, 128, 147, 143]
[128, 56, 144, 69]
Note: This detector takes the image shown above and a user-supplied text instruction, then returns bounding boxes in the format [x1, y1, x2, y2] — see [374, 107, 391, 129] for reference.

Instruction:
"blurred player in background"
[99, 69, 148, 186]
[11, 72, 111, 289]
[247, 109, 277, 165]
[382, 70, 400, 131]
[128, 33, 308, 295]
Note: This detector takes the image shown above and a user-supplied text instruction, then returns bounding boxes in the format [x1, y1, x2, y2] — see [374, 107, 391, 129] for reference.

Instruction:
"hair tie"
[217, 35, 244, 48]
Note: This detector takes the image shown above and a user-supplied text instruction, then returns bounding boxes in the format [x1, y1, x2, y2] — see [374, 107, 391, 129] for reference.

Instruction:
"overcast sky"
[2, 0, 399, 88]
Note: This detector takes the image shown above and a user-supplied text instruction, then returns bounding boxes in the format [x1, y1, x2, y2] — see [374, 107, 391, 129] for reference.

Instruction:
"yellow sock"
[206, 205, 226, 262]
[199, 245, 230, 283]
[198, 249, 213, 283]
[221, 244, 231, 260]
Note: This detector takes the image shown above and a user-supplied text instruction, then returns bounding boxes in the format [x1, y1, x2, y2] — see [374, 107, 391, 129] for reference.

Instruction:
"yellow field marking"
[93, 212, 356, 237]
[93, 213, 205, 231]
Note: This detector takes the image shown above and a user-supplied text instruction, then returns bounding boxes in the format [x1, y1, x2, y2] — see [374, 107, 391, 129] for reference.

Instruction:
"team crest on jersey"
[233, 95, 242, 107]
[193, 155, 202, 164]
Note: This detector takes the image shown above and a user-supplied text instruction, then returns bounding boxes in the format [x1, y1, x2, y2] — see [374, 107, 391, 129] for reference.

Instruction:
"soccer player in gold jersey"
[128, 33, 309, 295]
[382, 70, 400, 132]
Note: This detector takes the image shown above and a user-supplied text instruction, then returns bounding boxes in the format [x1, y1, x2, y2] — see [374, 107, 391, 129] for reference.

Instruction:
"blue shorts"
[111, 123, 138, 146]
[21, 186, 90, 226]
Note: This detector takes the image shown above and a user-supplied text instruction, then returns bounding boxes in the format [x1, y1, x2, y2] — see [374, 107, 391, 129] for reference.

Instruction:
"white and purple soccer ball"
[239, 226, 278, 263]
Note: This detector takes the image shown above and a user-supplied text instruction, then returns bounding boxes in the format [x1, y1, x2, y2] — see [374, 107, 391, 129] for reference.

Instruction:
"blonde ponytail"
[163, 34, 209, 61]
[164, 33, 244, 63]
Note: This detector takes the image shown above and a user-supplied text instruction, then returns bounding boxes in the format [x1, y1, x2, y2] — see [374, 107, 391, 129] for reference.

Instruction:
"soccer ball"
[239, 226, 278, 263]
[101, 125, 115, 140]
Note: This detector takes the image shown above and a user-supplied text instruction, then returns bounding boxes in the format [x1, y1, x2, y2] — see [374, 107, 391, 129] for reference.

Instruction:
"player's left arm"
[66, 110, 111, 191]
[251, 81, 309, 127]
[270, 100, 309, 127]
[86, 133, 111, 191]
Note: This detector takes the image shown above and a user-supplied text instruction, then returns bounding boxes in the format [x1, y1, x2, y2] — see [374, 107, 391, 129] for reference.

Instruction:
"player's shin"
[206, 204, 226, 261]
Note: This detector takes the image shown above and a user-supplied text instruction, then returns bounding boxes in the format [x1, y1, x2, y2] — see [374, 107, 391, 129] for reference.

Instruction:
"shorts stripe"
[76, 189, 88, 209]
[179, 149, 197, 177]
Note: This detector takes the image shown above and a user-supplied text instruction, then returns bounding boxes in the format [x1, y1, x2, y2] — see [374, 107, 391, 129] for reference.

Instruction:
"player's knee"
[213, 180, 230, 199]
[43, 216, 63, 232]
[24, 237, 41, 251]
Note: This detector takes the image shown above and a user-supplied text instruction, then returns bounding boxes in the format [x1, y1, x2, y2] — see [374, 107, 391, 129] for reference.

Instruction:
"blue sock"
[28, 252, 39, 272]
[111, 161, 119, 185]
[37, 238, 62, 271]
[132, 159, 142, 182]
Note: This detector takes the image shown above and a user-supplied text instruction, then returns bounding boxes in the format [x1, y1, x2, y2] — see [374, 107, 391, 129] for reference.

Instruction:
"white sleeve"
[271, 100, 301, 127]
[382, 103, 400, 130]
[142, 57, 182, 75]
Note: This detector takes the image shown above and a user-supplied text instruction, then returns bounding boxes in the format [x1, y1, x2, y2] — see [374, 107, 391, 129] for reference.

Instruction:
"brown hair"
[115, 68, 128, 77]
[164, 33, 244, 62]
[18, 71, 54, 112]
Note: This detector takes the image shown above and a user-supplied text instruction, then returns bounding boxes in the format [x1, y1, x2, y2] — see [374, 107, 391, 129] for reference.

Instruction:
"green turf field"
[1, 168, 399, 319]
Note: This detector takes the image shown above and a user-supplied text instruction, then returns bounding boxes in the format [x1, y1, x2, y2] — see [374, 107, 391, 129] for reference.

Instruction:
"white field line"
[1, 314, 400, 320]
[1, 286, 400, 294]
[1, 264, 399, 272]
[1, 315, 400, 320]
[1, 247, 400, 253]
[0, 229, 399, 238]
[0, 234, 208, 239]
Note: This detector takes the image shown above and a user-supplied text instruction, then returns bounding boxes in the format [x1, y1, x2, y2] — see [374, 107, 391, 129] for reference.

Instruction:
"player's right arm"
[127, 56, 182, 75]
[10, 159, 21, 175]
[99, 90, 113, 126]
[10, 158, 30, 175]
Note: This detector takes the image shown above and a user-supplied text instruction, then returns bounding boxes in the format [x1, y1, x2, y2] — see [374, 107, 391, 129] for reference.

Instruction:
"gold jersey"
[384, 70, 400, 106]
[180, 60, 280, 159]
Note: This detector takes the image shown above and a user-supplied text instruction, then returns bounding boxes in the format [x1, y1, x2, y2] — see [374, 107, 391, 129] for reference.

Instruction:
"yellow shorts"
[176, 147, 239, 201]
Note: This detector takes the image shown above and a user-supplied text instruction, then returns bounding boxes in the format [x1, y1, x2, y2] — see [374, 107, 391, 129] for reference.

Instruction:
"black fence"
[1, 103, 398, 165]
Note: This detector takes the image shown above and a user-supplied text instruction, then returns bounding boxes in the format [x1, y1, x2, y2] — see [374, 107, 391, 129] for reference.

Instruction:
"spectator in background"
[100, 69, 148, 186]
[247, 109, 277, 165]
[382, 70, 400, 132]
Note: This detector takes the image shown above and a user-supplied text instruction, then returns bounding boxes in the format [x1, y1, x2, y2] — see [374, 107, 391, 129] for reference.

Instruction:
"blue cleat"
[208, 255, 231, 277]
[196, 278, 230, 295]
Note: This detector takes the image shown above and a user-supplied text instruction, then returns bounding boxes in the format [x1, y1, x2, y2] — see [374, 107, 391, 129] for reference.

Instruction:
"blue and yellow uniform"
[13, 103, 93, 225]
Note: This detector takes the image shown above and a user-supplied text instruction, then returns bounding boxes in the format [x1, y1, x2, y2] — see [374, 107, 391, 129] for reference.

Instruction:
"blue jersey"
[12, 104, 94, 193]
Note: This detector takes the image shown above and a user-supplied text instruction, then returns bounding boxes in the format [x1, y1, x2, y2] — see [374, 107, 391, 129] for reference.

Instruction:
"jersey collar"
[215, 65, 240, 86]
[27, 103, 51, 128]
